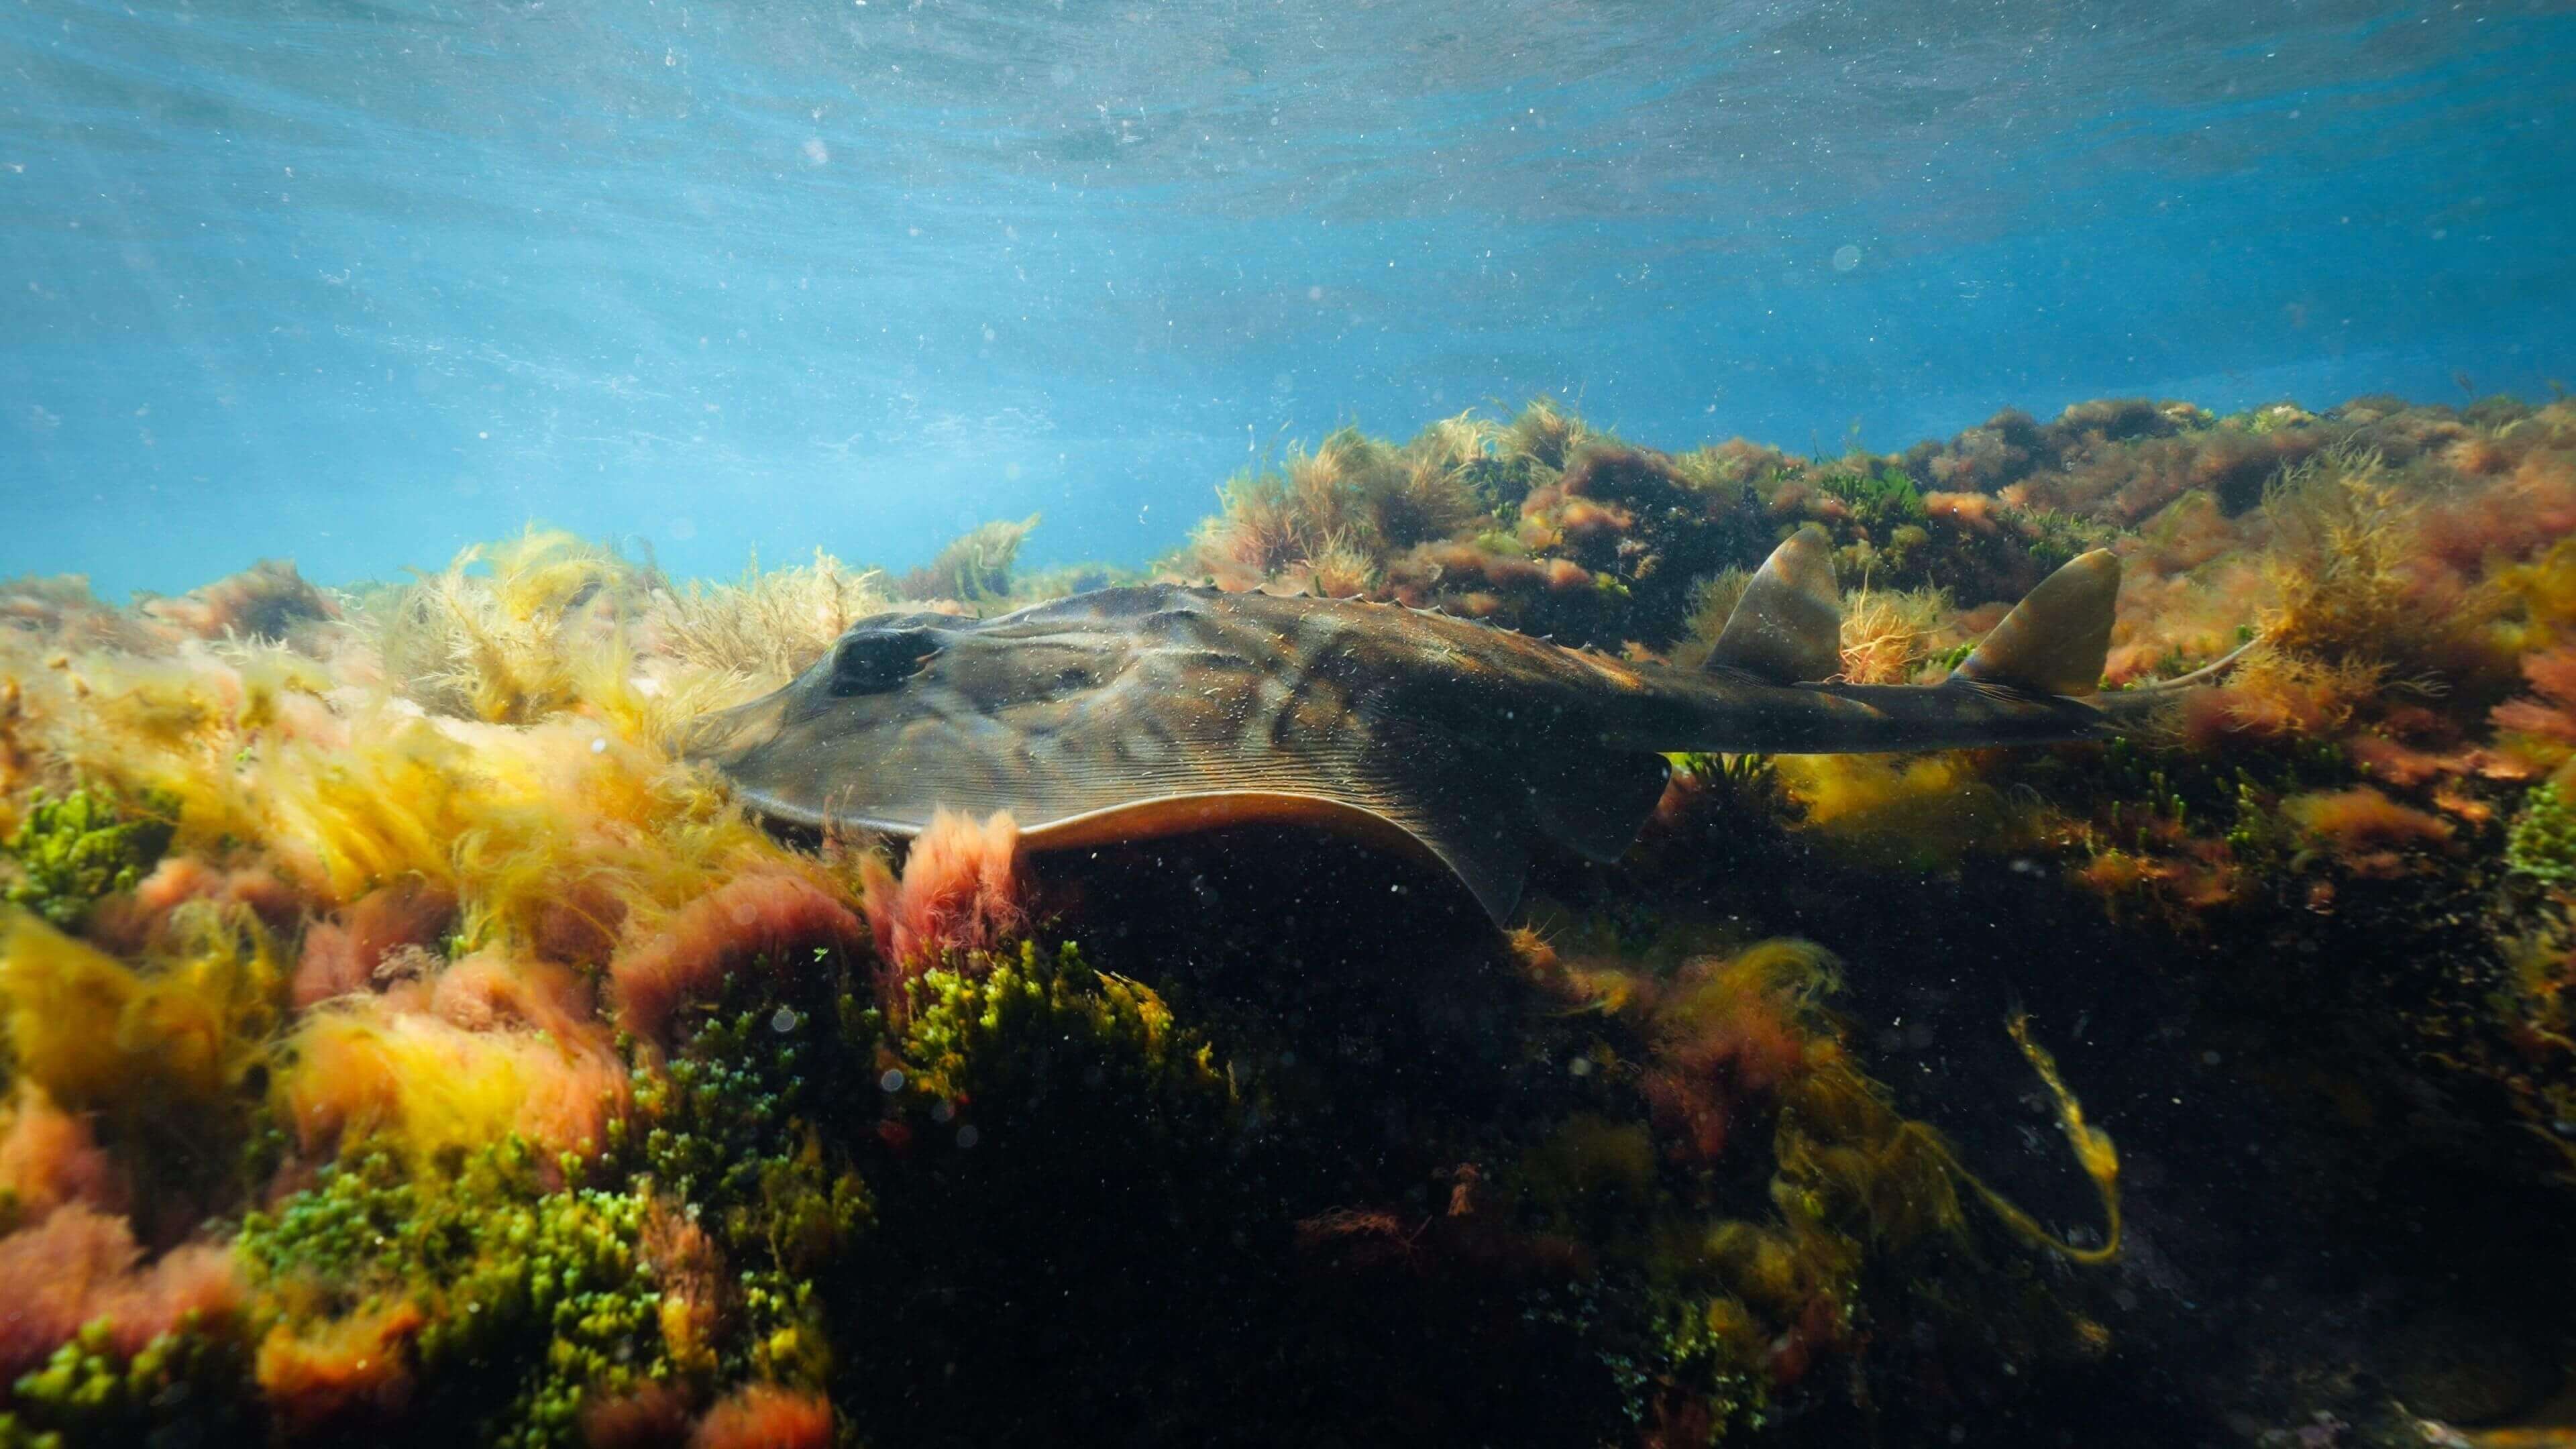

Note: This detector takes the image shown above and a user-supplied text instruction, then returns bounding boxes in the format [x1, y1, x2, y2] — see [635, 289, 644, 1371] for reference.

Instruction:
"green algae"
[1, 1320, 252, 1449]
[9, 391, 2575, 1448]
[630, 957, 875, 1387]
[240, 1141, 671, 1448]
[895, 938, 1227, 1110]
[223, 949, 884, 1446]
[837, 939, 1267, 1447]
[1, 786, 177, 930]
[1816, 463, 1929, 527]
[2506, 780, 2576, 885]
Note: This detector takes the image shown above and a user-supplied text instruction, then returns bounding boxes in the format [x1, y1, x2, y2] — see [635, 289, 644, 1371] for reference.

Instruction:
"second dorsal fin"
[1707, 523, 1841, 683]
[1950, 549, 2121, 697]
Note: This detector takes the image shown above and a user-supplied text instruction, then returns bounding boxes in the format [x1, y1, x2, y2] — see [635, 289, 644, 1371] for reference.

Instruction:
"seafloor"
[3, 392, 2575, 1448]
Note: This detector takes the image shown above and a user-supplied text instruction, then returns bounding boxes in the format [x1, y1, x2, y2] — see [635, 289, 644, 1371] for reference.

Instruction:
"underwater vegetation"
[3, 389, 2576, 1446]
[892, 513, 1039, 604]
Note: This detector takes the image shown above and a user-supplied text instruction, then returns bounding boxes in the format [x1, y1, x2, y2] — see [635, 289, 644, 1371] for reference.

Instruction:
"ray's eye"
[830, 628, 942, 696]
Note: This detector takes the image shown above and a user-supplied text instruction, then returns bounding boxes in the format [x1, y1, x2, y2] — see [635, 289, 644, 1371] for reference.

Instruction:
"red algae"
[689, 1384, 834, 1449]
[641, 1197, 724, 1375]
[92, 855, 309, 952]
[8, 391, 2576, 1444]
[0, 1085, 125, 1218]
[2493, 645, 2576, 747]
[856, 809, 1030, 990]
[292, 877, 458, 1009]
[583, 1382, 694, 1448]
[136, 559, 337, 643]
[0, 1205, 240, 1377]
[1639, 1000, 1804, 1166]
[431, 948, 588, 1028]
[608, 868, 867, 1041]
[2284, 787, 2456, 873]
[1609, 945, 1838, 1168]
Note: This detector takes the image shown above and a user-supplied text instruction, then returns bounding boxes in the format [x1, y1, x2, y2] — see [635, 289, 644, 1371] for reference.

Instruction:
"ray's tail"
[1689, 524, 2253, 751]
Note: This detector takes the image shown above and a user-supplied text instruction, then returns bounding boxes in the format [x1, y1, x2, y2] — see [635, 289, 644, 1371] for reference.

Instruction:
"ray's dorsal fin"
[1707, 523, 1841, 683]
[1950, 549, 2121, 697]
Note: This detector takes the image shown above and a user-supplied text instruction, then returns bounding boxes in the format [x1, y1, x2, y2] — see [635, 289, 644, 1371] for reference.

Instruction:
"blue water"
[2, 0, 2570, 599]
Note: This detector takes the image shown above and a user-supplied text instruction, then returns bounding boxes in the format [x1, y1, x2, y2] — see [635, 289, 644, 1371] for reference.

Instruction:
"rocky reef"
[3, 390, 2575, 1447]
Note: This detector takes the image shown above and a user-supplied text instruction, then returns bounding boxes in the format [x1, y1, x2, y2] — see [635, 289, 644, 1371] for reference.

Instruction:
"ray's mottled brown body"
[688, 565, 2186, 922]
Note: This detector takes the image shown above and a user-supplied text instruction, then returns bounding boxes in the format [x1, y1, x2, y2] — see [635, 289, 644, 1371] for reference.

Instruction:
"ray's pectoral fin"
[1949, 548, 2122, 698]
[1707, 523, 1842, 684]
[1520, 747, 1674, 865]
[1362, 720, 1672, 924]
[1356, 716, 1546, 924]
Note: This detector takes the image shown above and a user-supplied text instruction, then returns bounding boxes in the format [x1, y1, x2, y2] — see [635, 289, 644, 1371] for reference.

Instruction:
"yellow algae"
[1774, 1051, 1970, 1250]
[17, 645, 808, 962]
[1519, 1114, 1658, 1210]
[655, 547, 891, 685]
[8, 641, 343, 851]
[1772, 751, 2030, 869]
[1833, 583, 1954, 684]
[1524, 932, 2124, 1421]
[2499, 535, 2576, 647]
[2262, 445, 2502, 676]
[367, 527, 649, 724]
[276, 996, 627, 1165]
[0, 905, 282, 1134]
[1936, 1014, 2124, 1266]
[248, 718, 484, 906]
[253, 1299, 426, 1432]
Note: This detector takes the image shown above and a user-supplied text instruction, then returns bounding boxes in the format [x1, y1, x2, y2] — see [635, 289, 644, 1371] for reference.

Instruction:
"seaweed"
[239, 1141, 669, 1446]
[1, 786, 177, 930]
[653, 546, 890, 684]
[894, 515, 1040, 604]
[1, 1318, 253, 1449]
[0, 905, 283, 1208]
[2508, 780, 2576, 884]
[837, 939, 1266, 1447]
[366, 528, 650, 724]
[6, 387, 2576, 1446]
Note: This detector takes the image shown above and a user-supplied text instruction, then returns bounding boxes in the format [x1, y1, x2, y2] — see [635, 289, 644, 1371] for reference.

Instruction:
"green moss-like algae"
[239, 1142, 670, 1448]
[2508, 780, 2576, 884]
[1, 786, 176, 930]
[835, 939, 1264, 1448]
[1, 1321, 251, 1449]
